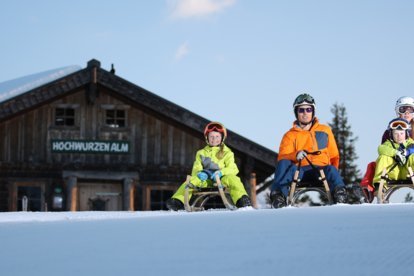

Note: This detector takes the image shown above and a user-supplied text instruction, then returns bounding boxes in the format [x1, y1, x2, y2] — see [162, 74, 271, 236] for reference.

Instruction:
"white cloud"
[175, 42, 190, 61]
[168, 0, 236, 19]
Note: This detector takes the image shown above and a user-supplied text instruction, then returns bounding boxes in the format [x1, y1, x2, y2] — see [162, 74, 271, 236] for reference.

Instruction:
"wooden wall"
[0, 89, 204, 176]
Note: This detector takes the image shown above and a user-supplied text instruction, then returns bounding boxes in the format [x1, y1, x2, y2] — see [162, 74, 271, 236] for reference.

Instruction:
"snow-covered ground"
[1, 204, 413, 276]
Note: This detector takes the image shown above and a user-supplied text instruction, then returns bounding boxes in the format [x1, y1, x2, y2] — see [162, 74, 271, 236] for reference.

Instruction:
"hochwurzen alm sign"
[51, 140, 129, 154]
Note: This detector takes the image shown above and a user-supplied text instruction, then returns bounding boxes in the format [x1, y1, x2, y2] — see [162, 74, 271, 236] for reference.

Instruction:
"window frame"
[53, 104, 80, 128]
[101, 104, 130, 130]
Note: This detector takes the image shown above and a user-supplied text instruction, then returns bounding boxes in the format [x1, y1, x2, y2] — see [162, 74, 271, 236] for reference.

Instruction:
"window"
[55, 108, 75, 126]
[12, 182, 45, 212]
[105, 109, 126, 128]
[18, 186, 42, 211]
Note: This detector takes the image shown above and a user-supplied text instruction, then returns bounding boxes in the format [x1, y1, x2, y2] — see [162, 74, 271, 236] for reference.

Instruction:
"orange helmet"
[204, 122, 227, 144]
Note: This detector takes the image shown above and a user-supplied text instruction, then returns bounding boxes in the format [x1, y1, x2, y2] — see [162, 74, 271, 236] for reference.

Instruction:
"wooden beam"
[66, 176, 78, 211]
[123, 178, 135, 211]
[144, 185, 151, 211]
[70, 185, 78, 211]
[129, 184, 135, 211]
[250, 173, 257, 208]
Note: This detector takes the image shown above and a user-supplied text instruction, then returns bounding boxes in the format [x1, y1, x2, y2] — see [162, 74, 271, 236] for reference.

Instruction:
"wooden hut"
[0, 59, 277, 211]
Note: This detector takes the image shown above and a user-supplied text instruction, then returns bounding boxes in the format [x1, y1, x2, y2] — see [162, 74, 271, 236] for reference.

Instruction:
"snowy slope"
[0, 204, 413, 276]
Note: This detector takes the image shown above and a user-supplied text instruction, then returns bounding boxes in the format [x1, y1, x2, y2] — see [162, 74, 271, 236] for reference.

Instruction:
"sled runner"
[183, 175, 237, 212]
[288, 151, 334, 206]
[376, 166, 414, 204]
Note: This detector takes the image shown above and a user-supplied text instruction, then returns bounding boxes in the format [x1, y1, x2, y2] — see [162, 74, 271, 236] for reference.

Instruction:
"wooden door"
[78, 183, 122, 211]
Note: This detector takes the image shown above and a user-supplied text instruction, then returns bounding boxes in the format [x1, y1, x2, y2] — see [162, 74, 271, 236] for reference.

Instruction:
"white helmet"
[395, 96, 414, 115]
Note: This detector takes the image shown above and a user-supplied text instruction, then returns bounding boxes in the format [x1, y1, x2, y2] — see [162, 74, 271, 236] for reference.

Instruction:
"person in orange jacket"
[270, 93, 348, 208]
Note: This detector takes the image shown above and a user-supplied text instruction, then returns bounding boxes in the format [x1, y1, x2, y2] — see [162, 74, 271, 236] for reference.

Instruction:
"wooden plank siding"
[0, 88, 202, 172]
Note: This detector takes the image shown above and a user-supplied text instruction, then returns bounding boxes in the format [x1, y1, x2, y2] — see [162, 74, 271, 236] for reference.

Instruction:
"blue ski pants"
[270, 159, 345, 197]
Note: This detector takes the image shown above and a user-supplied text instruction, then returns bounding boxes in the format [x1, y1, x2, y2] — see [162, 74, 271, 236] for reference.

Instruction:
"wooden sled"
[287, 152, 333, 207]
[376, 166, 414, 204]
[183, 175, 237, 212]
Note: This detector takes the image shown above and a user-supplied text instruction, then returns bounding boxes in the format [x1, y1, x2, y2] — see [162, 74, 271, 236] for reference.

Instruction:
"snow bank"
[0, 204, 413, 276]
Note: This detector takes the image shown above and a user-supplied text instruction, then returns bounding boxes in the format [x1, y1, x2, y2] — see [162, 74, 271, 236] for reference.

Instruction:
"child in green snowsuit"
[373, 118, 414, 185]
[166, 122, 251, 211]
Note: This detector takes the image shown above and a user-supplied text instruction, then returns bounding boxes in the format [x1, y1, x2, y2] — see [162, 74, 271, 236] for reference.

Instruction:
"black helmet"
[293, 93, 316, 119]
[293, 93, 316, 108]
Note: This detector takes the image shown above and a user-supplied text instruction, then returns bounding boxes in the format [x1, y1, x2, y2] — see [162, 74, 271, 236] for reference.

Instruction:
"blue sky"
[1, 0, 414, 177]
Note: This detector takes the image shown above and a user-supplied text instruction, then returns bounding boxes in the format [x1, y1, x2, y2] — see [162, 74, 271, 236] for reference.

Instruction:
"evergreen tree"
[329, 103, 360, 184]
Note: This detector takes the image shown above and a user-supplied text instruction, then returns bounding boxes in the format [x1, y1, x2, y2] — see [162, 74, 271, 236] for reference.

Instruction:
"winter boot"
[270, 190, 287, 209]
[362, 187, 375, 203]
[166, 198, 184, 211]
[333, 186, 348, 204]
[236, 195, 252, 208]
[346, 183, 368, 204]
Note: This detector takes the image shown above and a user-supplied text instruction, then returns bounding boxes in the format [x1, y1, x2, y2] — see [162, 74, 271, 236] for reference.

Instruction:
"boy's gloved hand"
[197, 171, 208, 181]
[395, 150, 407, 166]
[211, 170, 223, 180]
[296, 150, 307, 161]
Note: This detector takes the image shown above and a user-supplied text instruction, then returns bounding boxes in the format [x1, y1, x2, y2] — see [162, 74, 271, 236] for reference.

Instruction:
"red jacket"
[278, 118, 340, 168]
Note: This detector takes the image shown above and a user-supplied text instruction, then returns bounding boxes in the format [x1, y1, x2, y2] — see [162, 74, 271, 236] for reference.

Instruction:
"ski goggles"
[206, 123, 225, 133]
[295, 94, 315, 105]
[398, 106, 414, 114]
[389, 120, 410, 130]
[297, 107, 314, 113]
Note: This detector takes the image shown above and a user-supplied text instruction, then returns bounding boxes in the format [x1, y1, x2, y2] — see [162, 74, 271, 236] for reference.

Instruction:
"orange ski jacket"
[277, 118, 340, 168]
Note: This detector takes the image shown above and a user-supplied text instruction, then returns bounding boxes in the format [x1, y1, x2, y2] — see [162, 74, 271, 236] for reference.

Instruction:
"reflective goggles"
[206, 123, 225, 132]
[389, 120, 410, 130]
[295, 94, 315, 105]
[297, 107, 314, 114]
[398, 105, 414, 114]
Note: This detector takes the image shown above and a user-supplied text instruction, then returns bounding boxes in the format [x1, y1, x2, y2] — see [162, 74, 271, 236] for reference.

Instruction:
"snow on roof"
[0, 65, 81, 103]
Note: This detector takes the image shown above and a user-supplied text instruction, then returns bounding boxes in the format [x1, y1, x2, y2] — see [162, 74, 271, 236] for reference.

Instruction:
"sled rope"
[303, 151, 333, 204]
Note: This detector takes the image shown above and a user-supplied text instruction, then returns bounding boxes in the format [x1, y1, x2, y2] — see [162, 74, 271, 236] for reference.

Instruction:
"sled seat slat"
[385, 179, 413, 185]
[192, 187, 227, 192]
[296, 181, 325, 188]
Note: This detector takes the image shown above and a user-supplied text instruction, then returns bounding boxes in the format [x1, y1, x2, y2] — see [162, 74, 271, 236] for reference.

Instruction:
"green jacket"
[191, 144, 239, 177]
[378, 138, 414, 157]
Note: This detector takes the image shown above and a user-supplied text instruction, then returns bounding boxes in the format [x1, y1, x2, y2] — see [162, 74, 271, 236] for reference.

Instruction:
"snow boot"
[346, 183, 368, 204]
[236, 195, 252, 208]
[333, 186, 348, 204]
[270, 190, 287, 209]
[362, 187, 375, 203]
[166, 198, 184, 211]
